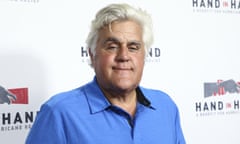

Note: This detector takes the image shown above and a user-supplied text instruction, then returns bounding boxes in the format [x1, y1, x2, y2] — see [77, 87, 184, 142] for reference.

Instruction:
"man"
[26, 3, 186, 144]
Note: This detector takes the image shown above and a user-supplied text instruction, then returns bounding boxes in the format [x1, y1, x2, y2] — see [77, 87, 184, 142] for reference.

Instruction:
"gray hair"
[86, 3, 154, 58]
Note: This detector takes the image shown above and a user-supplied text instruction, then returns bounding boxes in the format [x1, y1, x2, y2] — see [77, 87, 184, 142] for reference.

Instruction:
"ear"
[88, 48, 94, 67]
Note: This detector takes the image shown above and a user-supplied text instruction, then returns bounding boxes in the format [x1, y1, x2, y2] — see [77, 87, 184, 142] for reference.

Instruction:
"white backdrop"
[1, 0, 240, 143]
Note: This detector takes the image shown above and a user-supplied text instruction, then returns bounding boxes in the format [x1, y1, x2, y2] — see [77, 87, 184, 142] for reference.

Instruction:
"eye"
[102, 38, 120, 51]
[106, 44, 119, 51]
[128, 44, 140, 52]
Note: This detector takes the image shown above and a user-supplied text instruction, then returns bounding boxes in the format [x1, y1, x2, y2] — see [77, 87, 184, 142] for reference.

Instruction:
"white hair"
[86, 3, 154, 63]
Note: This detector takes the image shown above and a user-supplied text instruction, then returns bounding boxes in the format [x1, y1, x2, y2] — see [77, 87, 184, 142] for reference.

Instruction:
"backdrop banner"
[0, 0, 239, 143]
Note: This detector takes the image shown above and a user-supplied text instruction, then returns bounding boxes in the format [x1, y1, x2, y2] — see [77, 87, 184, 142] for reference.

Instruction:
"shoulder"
[38, 78, 100, 114]
[139, 86, 178, 110]
[47, 88, 83, 106]
[39, 85, 88, 115]
[139, 86, 172, 101]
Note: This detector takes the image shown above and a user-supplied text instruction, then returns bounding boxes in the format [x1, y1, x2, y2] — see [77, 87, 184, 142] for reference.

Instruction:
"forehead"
[98, 20, 143, 43]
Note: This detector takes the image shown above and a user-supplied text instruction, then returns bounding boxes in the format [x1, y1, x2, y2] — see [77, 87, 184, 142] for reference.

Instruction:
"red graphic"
[215, 80, 225, 96]
[226, 102, 232, 108]
[8, 88, 28, 104]
[223, 1, 229, 7]
[204, 79, 240, 98]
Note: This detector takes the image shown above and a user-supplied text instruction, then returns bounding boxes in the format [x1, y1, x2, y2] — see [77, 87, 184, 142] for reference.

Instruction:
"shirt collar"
[84, 77, 155, 114]
[136, 87, 151, 107]
[84, 77, 111, 114]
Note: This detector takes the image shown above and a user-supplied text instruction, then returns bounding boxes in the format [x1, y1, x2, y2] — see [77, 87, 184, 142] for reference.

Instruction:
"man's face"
[91, 20, 145, 93]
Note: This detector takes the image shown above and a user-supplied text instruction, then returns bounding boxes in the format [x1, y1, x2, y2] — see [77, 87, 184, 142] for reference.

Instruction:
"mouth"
[112, 66, 133, 71]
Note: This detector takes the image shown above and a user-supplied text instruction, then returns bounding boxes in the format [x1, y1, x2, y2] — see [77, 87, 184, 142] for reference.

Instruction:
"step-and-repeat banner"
[1, 0, 240, 143]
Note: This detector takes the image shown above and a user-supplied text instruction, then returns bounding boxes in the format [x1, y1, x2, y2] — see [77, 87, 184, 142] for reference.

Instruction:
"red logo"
[204, 79, 240, 98]
[8, 88, 28, 104]
[0, 86, 28, 104]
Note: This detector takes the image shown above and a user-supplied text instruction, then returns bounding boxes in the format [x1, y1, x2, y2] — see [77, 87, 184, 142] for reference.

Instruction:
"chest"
[62, 108, 176, 144]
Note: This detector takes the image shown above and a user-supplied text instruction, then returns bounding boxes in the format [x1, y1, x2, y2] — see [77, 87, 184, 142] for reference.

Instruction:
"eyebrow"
[103, 37, 142, 46]
[127, 41, 142, 47]
[103, 37, 120, 45]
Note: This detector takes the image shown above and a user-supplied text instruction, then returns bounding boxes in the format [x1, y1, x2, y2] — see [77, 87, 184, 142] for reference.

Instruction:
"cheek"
[93, 53, 114, 67]
[134, 55, 145, 66]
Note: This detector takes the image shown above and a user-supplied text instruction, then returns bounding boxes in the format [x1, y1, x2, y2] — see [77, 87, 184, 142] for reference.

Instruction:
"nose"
[115, 46, 130, 62]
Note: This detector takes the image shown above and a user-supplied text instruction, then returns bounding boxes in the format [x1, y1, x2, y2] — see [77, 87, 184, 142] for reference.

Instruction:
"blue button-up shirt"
[26, 77, 186, 144]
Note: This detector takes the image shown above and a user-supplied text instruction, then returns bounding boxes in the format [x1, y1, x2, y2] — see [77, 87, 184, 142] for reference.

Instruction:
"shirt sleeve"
[25, 104, 67, 144]
[175, 108, 186, 144]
